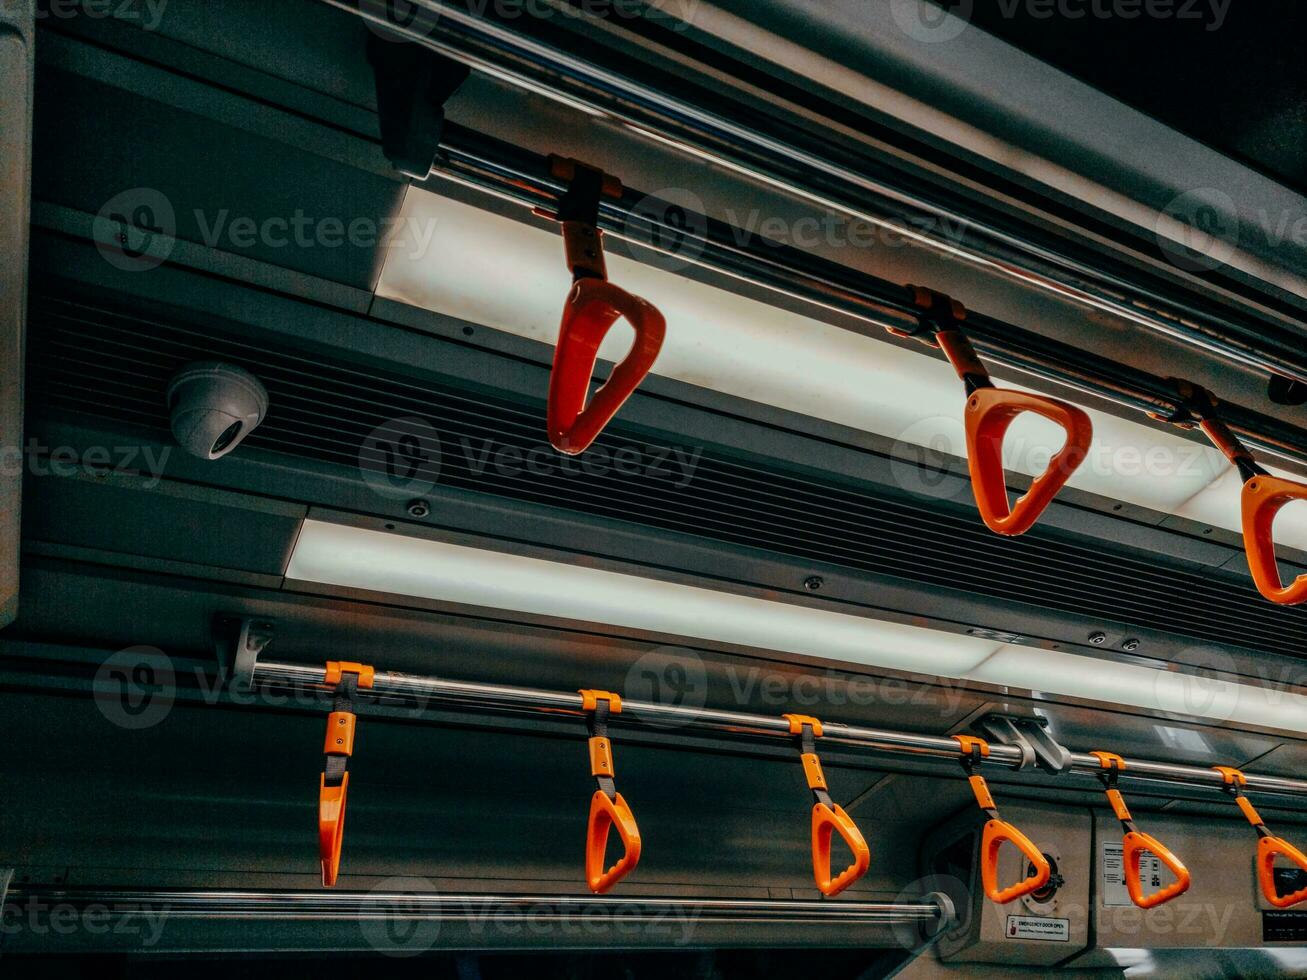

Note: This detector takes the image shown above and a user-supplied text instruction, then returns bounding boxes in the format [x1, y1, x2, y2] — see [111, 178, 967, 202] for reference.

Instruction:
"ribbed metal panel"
[26, 292, 1307, 657]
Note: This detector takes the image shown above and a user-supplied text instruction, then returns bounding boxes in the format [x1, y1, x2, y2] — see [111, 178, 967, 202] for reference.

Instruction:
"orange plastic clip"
[909, 286, 1093, 536]
[1091, 751, 1190, 909]
[1214, 765, 1307, 908]
[952, 734, 1051, 904]
[545, 157, 666, 456]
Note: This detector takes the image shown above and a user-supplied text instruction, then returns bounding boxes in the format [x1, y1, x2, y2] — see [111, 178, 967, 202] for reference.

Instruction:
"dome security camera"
[166, 362, 269, 460]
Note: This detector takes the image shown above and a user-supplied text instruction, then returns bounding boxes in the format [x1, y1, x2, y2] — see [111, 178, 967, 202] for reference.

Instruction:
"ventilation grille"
[27, 292, 1307, 658]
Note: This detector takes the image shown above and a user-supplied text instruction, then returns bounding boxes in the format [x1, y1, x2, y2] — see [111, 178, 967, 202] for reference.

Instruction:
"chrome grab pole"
[3, 887, 947, 924]
[254, 660, 1307, 802]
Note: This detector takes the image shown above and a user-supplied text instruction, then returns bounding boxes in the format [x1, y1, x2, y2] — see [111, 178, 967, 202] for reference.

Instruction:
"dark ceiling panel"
[940, 0, 1307, 196]
[24, 288, 1307, 660]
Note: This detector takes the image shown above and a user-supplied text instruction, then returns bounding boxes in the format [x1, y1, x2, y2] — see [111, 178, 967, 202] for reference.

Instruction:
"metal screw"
[1088, 632, 1107, 645]
[406, 498, 431, 519]
[804, 576, 824, 592]
[1122, 638, 1141, 652]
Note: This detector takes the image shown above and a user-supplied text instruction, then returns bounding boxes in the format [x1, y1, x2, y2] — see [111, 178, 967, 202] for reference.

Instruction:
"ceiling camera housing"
[166, 362, 269, 460]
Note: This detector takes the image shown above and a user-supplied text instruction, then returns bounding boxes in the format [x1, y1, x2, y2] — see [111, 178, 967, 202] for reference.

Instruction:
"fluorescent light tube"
[376, 188, 1299, 541]
[288, 520, 1307, 734]
[286, 519, 1000, 677]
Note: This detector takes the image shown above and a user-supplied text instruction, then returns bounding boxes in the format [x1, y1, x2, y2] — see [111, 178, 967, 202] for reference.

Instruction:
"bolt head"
[407, 498, 431, 519]
[1088, 632, 1108, 645]
[804, 576, 824, 592]
[1122, 638, 1141, 652]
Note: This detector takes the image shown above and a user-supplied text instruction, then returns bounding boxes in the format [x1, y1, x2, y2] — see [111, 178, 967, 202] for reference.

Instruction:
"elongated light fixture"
[287, 520, 1307, 734]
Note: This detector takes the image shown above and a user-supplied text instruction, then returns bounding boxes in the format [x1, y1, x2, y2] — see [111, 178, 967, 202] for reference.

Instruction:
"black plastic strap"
[588, 698, 617, 800]
[556, 163, 606, 227]
[796, 723, 834, 808]
[323, 672, 359, 789]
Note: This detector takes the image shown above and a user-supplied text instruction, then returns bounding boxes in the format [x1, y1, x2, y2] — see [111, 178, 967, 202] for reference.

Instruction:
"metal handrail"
[323, 0, 1307, 393]
[253, 660, 1307, 803]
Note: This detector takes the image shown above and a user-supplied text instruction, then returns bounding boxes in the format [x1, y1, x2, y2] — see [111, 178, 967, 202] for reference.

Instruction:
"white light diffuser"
[287, 520, 1307, 735]
[376, 188, 1307, 545]
[287, 520, 1001, 676]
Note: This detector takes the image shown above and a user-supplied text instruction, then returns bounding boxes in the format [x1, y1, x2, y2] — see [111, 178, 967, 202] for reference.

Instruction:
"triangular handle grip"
[1242, 475, 1307, 605]
[811, 802, 872, 897]
[586, 790, 642, 894]
[1123, 831, 1191, 909]
[319, 773, 349, 888]
[548, 278, 666, 455]
[965, 388, 1094, 536]
[1258, 835, 1307, 908]
[980, 818, 1051, 904]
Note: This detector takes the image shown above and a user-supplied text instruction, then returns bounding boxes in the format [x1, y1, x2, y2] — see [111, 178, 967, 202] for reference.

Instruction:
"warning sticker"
[1004, 915, 1070, 942]
[1102, 841, 1165, 908]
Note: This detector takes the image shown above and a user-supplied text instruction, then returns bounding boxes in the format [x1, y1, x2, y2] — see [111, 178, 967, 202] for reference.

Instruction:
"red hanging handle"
[905, 287, 1093, 536]
[953, 735, 1051, 904]
[542, 157, 666, 456]
[783, 714, 871, 897]
[548, 278, 666, 454]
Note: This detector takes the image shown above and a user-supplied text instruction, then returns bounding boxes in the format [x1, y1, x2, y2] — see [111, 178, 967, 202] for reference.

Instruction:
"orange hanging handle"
[1158, 381, 1307, 606]
[580, 690, 641, 893]
[952, 735, 1051, 904]
[783, 714, 871, 897]
[1090, 752, 1191, 909]
[903, 287, 1093, 536]
[1214, 765, 1307, 908]
[319, 661, 374, 887]
[541, 157, 666, 456]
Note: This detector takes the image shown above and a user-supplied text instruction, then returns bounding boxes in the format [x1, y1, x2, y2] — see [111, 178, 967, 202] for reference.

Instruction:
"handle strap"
[1091, 751, 1191, 909]
[904, 286, 1093, 537]
[1213, 766, 1307, 908]
[952, 734, 1051, 905]
[783, 714, 871, 897]
[319, 662, 374, 888]
[580, 690, 641, 893]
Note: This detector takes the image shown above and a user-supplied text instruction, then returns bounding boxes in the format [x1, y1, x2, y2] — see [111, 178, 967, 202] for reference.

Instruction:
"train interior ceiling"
[5, 0, 1307, 976]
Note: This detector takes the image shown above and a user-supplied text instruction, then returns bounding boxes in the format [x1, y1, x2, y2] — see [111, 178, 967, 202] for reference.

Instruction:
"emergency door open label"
[1102, 840, 1164, 908]
[1004, 915, 1069, 942]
